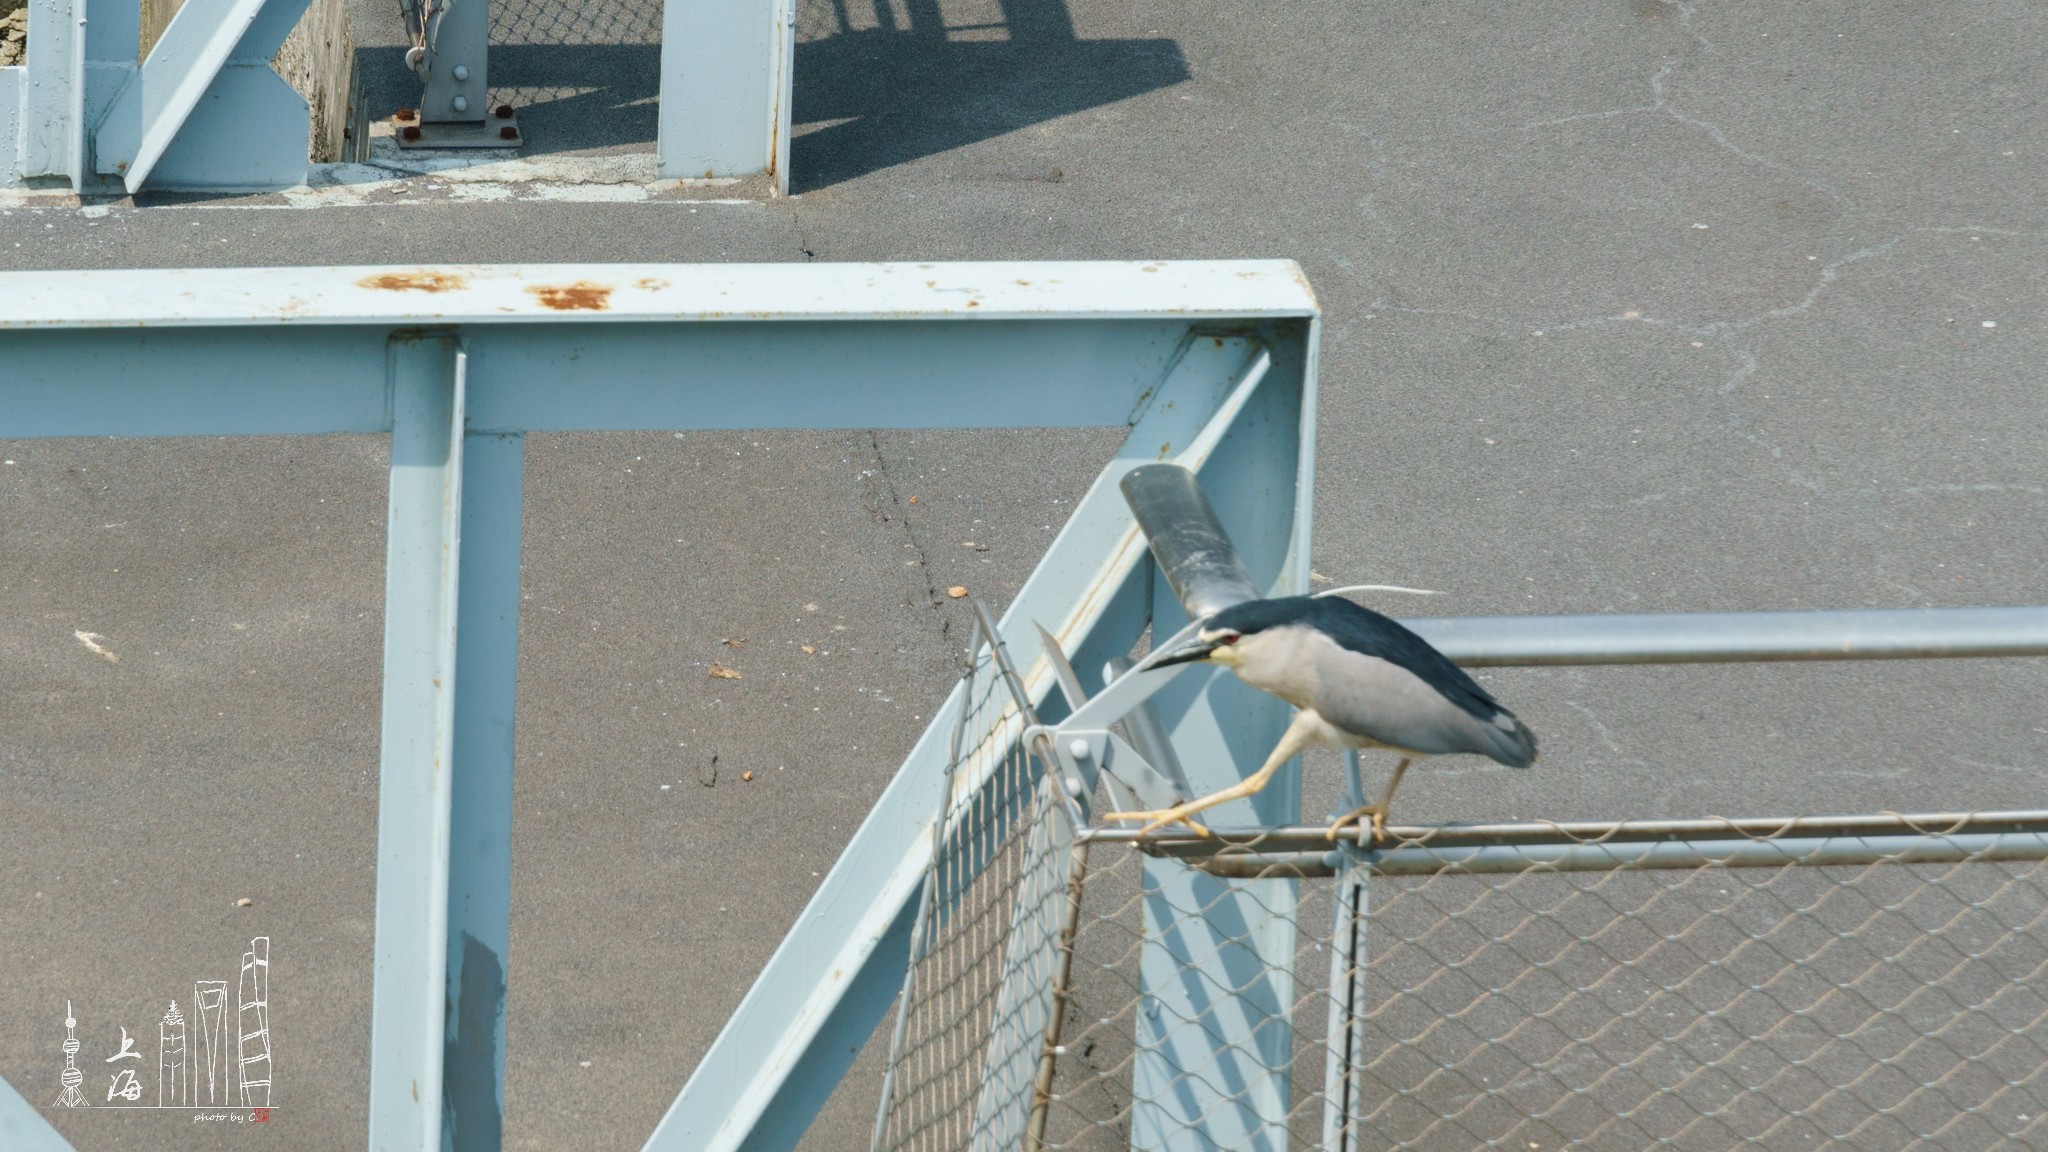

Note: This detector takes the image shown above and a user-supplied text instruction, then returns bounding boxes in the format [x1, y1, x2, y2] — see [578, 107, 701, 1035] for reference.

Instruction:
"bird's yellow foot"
[1326, 805, 1389, 844]
[1106, 807, 1213, 838]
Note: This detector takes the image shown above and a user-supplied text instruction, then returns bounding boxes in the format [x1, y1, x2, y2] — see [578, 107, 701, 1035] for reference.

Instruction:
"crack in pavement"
[859, 432, 954, 641]
[1501, 1, 1850, 213]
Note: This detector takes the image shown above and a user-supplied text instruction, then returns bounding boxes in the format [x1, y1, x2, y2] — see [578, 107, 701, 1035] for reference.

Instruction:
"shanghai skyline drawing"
[51, 935, 273, 1110]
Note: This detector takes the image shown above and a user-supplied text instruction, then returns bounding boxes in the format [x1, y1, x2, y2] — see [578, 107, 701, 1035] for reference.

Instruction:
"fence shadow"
[790, 0, 1188, 191]
[352, 0, 1187, 175]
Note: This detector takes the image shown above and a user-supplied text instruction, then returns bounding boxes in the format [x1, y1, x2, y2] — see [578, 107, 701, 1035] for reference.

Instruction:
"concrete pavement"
[3, 1, 2044, 1148]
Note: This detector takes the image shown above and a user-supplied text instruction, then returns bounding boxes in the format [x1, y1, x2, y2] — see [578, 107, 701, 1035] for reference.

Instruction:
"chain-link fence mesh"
[489, 0, 659, 47]
[873, 615, 1077, 1152]
[877, 772, 2048, 1152]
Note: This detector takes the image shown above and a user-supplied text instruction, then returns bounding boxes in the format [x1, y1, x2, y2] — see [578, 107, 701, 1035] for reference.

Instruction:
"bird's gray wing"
[1308, 635, 1537, 766]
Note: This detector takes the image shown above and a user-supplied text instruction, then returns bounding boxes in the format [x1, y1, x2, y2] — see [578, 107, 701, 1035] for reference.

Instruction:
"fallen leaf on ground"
[74, 630, 119, 663]
[908, 496, 920, 504]
[962, 541, 989, 551]
[801, 644, 817, 654]
[742, 770, 755, 782]
[946, 586, 969, 599]
[708, 664, 742, 679]
[235, 898, 253, 908]
[721, 637, 747, 649]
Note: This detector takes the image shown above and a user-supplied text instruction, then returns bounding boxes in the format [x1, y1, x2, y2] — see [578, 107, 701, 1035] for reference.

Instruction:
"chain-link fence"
[488, 0, 658, 47]
[872, 654, 2048, 1152]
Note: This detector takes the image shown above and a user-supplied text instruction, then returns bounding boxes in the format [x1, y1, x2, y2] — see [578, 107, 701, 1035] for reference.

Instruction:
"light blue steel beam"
[966, 338, 1281, 1151]
[0, 261, 1319, 1152]
[0, 264, 1319, 332]
[642, 328, 1317, 1152]
[0, 319, 1186, 438]
[93, 0, 314, 192]
[368, 336, 468, 1152]
[464, 320, 1203, 433]
[1130, 334, 1313, 1152]
[443, 432, 525, 1152]
[0, 67, 21, 187]
[19, 0, 85, 185]
[657, 0, 794, 190]
[0, 328, 391, 438]
[0, 1073, 75, 1152]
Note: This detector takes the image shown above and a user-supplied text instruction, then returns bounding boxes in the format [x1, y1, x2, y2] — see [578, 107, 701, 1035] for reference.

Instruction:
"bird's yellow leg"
[1109, 713, 1320, 837]
[1327, 758, 1411, 843]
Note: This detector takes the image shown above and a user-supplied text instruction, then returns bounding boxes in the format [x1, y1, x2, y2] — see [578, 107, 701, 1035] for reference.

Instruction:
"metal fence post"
[368, 335, 468, 1152]
[656, 0, 795, 191]
[20, 0, 86, 185]
[401, 0, 513, 147]
[1319, 837, 1369, 1152]
[1128, 361, 1311, 1152]
[442, 430, 525, 1151]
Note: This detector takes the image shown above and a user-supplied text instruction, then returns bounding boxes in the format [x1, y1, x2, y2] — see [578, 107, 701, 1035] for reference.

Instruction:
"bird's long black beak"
[1149, 635, 1221, 668]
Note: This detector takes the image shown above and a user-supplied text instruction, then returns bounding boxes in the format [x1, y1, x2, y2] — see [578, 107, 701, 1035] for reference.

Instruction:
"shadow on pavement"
[790, 0, 1188, 191]
[351, 0, 1185, 175]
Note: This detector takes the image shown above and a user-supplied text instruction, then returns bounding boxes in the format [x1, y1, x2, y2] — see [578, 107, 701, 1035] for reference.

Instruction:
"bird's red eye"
[1220, 631, 1241, 645]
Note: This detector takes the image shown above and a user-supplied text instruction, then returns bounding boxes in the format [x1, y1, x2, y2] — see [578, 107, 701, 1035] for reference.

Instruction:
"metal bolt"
[400, 125, 422, 142]
[395, 108, 417, 123]
[451, 95, 469, 113]
[494, 104, 514, 119]
[1064, 777, 1085, 798]
[451, 64, 469, 81]
[1068, 738, 1090, 760]
[499, 126, 518, 141]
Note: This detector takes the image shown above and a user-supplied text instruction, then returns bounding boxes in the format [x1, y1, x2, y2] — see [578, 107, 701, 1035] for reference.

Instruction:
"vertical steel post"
[1126, 392, 1310, 1152]
[368, 335, 467, 1152]
[1319, 841, 1369, 1152]
[443, 431, 524, 1152]
[20, 0, 85, 185]
[656, 0, 794, 191]
[410, 0, 503, 143]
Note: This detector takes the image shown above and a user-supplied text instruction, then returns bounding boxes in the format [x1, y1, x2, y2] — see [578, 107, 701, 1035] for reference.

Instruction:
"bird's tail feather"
[1485, 712, 1538, 769]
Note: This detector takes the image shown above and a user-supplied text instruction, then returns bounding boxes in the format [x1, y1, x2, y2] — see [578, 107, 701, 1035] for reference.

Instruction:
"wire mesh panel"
[1347, 840, 2046, 1150]
[876, 813, 2048, 1152]
[490, 0, 659, 47]
[873, 628, 1081, 1152]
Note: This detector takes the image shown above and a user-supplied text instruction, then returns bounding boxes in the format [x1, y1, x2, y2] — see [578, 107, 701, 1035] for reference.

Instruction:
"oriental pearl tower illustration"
[55, 1000, 88, 1108]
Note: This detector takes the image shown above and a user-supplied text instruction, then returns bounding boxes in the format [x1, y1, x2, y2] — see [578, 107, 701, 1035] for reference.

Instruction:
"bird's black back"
[1209, 594, 1507, 725]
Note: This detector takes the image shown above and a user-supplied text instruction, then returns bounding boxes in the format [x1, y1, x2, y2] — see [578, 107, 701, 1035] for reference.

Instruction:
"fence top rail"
[0, 260, 1319, 330]
[1098, 808, 2048, 856]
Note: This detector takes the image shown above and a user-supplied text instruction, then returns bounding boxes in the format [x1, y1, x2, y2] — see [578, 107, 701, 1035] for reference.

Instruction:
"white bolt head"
[451, 95, 469, 113]
[1067, 738, 1090, 759]
[452, 64, 470, 81]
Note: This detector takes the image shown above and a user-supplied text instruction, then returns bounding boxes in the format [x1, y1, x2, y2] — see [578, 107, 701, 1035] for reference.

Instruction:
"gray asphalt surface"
[4, 1, 2046, 1150]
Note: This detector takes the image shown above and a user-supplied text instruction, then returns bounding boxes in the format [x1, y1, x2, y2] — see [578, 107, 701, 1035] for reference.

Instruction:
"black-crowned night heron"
[1109, 594, 1538, 839]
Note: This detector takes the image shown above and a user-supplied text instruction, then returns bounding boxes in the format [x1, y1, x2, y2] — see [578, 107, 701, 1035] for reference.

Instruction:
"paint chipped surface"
[528, 282, 614, 311]
[1, 261, 1315, 329]
[359, 271, 469, 293]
